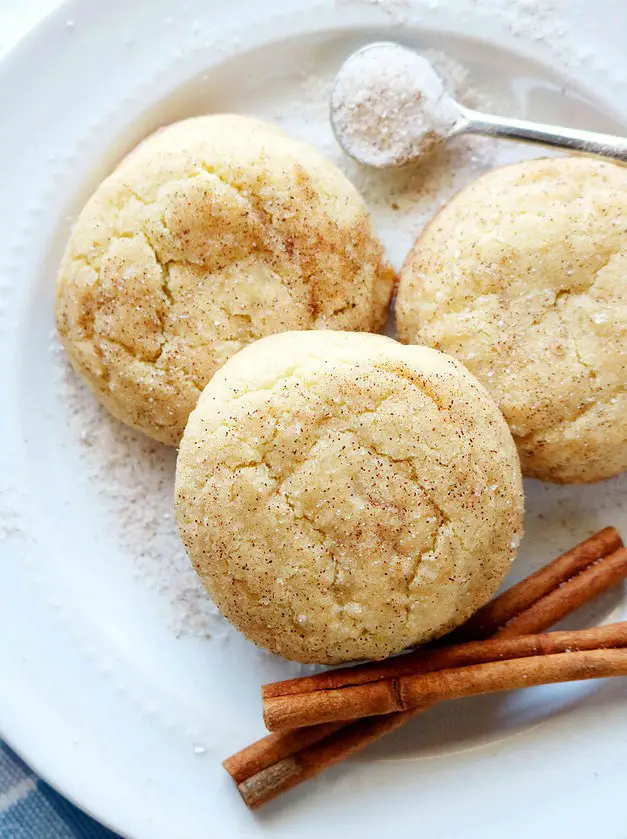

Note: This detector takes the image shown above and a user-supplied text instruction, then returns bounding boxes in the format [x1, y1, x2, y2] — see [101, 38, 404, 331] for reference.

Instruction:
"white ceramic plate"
[1, 1, 627, 837]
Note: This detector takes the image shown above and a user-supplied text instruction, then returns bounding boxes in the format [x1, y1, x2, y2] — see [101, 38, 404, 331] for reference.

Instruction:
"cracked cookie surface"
[396, 157, 627, 484]
[175, 331, 523, 664]
[56, 115, 395, 445]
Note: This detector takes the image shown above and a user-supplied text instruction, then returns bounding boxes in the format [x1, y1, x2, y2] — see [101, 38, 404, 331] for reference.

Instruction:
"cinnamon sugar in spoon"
[330, 42, 627, 168]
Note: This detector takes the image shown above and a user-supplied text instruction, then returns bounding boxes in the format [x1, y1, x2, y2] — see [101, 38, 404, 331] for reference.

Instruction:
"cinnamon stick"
[399, 649, 627, 709]
[222, 722, 345, 785]
[262, 527, 623, 700]
[494, 547, 627, 638]
[450, 526, 622, 641]
[238, 711, 417, 810]
[263, 623, 627, 730]
[224, 527, 624, 807]
[263, 622, 627, 699]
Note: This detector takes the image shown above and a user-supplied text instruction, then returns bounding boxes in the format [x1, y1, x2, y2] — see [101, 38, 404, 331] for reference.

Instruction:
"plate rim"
[1, 1, 626, 837]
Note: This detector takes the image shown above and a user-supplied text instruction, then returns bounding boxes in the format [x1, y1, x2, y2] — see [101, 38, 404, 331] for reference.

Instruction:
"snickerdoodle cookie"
[56, 115, 394, 445]
[397, 157, 627, 483]
[175, 331, 523, 664]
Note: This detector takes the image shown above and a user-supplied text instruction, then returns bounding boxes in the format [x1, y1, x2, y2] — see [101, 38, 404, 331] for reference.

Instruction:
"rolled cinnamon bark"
[262, 623, 627, 730]
[451, 526, 622, 641]
[494, 547, 627, 638]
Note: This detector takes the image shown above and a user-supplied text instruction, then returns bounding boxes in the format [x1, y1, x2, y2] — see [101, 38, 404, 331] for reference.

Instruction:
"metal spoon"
[330, 42, 627, 169]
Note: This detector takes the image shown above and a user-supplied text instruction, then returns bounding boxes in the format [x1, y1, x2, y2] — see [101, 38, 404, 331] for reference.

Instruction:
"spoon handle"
[458, 105, 627, 163]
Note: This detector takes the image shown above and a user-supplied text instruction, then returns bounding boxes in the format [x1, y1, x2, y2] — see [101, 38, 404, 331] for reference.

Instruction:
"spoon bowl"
[330, 41, 463, 169]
